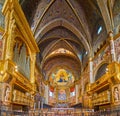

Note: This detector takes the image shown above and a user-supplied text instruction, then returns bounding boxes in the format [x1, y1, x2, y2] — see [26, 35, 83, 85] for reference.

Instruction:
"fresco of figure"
[57, 73, 67, 82]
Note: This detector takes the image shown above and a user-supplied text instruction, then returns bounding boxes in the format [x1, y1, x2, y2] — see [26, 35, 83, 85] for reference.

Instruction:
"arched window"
[70, 90, 75, 97]
[95, 63, 108, 81]
[49, 91, 54, 97]
[97, 26, 102, 35]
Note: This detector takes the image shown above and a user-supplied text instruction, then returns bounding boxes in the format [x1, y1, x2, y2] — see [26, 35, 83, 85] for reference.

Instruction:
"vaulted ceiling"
[20, 0, 120, 86]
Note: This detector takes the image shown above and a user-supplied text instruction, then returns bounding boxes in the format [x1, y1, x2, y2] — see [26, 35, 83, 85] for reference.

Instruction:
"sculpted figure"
[5, 86, 11, 101]
[114, 87, 119, 101]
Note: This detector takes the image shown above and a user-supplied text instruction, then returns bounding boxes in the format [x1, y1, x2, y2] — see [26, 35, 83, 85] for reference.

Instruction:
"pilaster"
[30, 53, 36, 84]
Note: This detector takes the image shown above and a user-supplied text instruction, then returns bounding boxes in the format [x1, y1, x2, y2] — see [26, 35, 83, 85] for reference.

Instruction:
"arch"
[14, 35, 31, 55]
[41, 38, 82, 69]
[94, 62, 108, 81]
[35, 18, 91, 54]
[116, 25, 120, 34]
[42, 38, 79, 59]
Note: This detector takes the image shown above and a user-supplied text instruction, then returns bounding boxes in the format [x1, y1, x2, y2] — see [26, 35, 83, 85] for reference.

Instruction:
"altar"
[51, 108, 74, 115]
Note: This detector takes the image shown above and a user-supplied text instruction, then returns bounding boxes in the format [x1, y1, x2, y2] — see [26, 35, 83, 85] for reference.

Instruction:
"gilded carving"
[2, 83, 11, 103]
[0, 0, 39, 109]
[112, 85, 120, 103]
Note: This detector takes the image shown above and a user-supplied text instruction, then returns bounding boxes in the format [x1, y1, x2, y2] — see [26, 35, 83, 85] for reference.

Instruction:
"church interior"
[0, 0, 120, 115]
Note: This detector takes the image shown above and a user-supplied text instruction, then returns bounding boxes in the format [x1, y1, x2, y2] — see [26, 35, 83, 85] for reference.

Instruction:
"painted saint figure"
[57, 73, 67, 82]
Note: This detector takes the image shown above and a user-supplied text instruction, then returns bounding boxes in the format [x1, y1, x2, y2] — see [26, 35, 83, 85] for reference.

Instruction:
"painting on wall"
[49, 68, 74, 86]
[58, 89, 66, 101]
[93, 46, 111, 70]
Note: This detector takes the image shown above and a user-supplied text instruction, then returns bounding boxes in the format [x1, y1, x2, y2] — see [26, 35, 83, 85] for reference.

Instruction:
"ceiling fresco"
[20, 0, 120, 88]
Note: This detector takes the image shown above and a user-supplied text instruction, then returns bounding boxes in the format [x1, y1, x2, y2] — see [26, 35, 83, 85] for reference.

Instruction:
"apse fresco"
[49, 68, 74, 86]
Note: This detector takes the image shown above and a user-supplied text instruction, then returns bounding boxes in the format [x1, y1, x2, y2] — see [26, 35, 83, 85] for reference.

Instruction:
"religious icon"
[57, 73, 67, 82]
[49, 68, 74, 86]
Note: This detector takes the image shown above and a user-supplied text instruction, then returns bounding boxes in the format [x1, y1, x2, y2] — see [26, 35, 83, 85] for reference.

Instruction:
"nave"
[0, 0, 120, 116]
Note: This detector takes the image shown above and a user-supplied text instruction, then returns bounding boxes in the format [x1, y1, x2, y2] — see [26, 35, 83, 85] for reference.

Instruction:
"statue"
[5, 86, 11, 101]
[114, 87, 119, 101]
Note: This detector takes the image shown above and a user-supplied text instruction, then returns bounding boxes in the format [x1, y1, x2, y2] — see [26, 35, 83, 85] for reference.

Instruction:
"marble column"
[109, 31, 116, 62]
[45, 85, 49, 104]
[89, 57, 94, 83]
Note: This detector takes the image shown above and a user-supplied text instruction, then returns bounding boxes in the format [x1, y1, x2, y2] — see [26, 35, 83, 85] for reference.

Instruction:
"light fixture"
[0, 71, 4, 75]
[15, 66, 18, 72]
[106, 68, 109, 73]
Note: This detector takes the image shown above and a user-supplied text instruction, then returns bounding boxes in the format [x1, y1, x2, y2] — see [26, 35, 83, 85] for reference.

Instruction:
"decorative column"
[2, 3, 16, 61]
[89, 57, 94, 83]
[109, 31, 116, 62]
[45, 85, 49, 104]
[30, 53, 36, 84]
[41, 101, 43, 109]
[38, 101, 40, 109]
[0, 83, 2, 101]
[75, 84, 79, 104]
